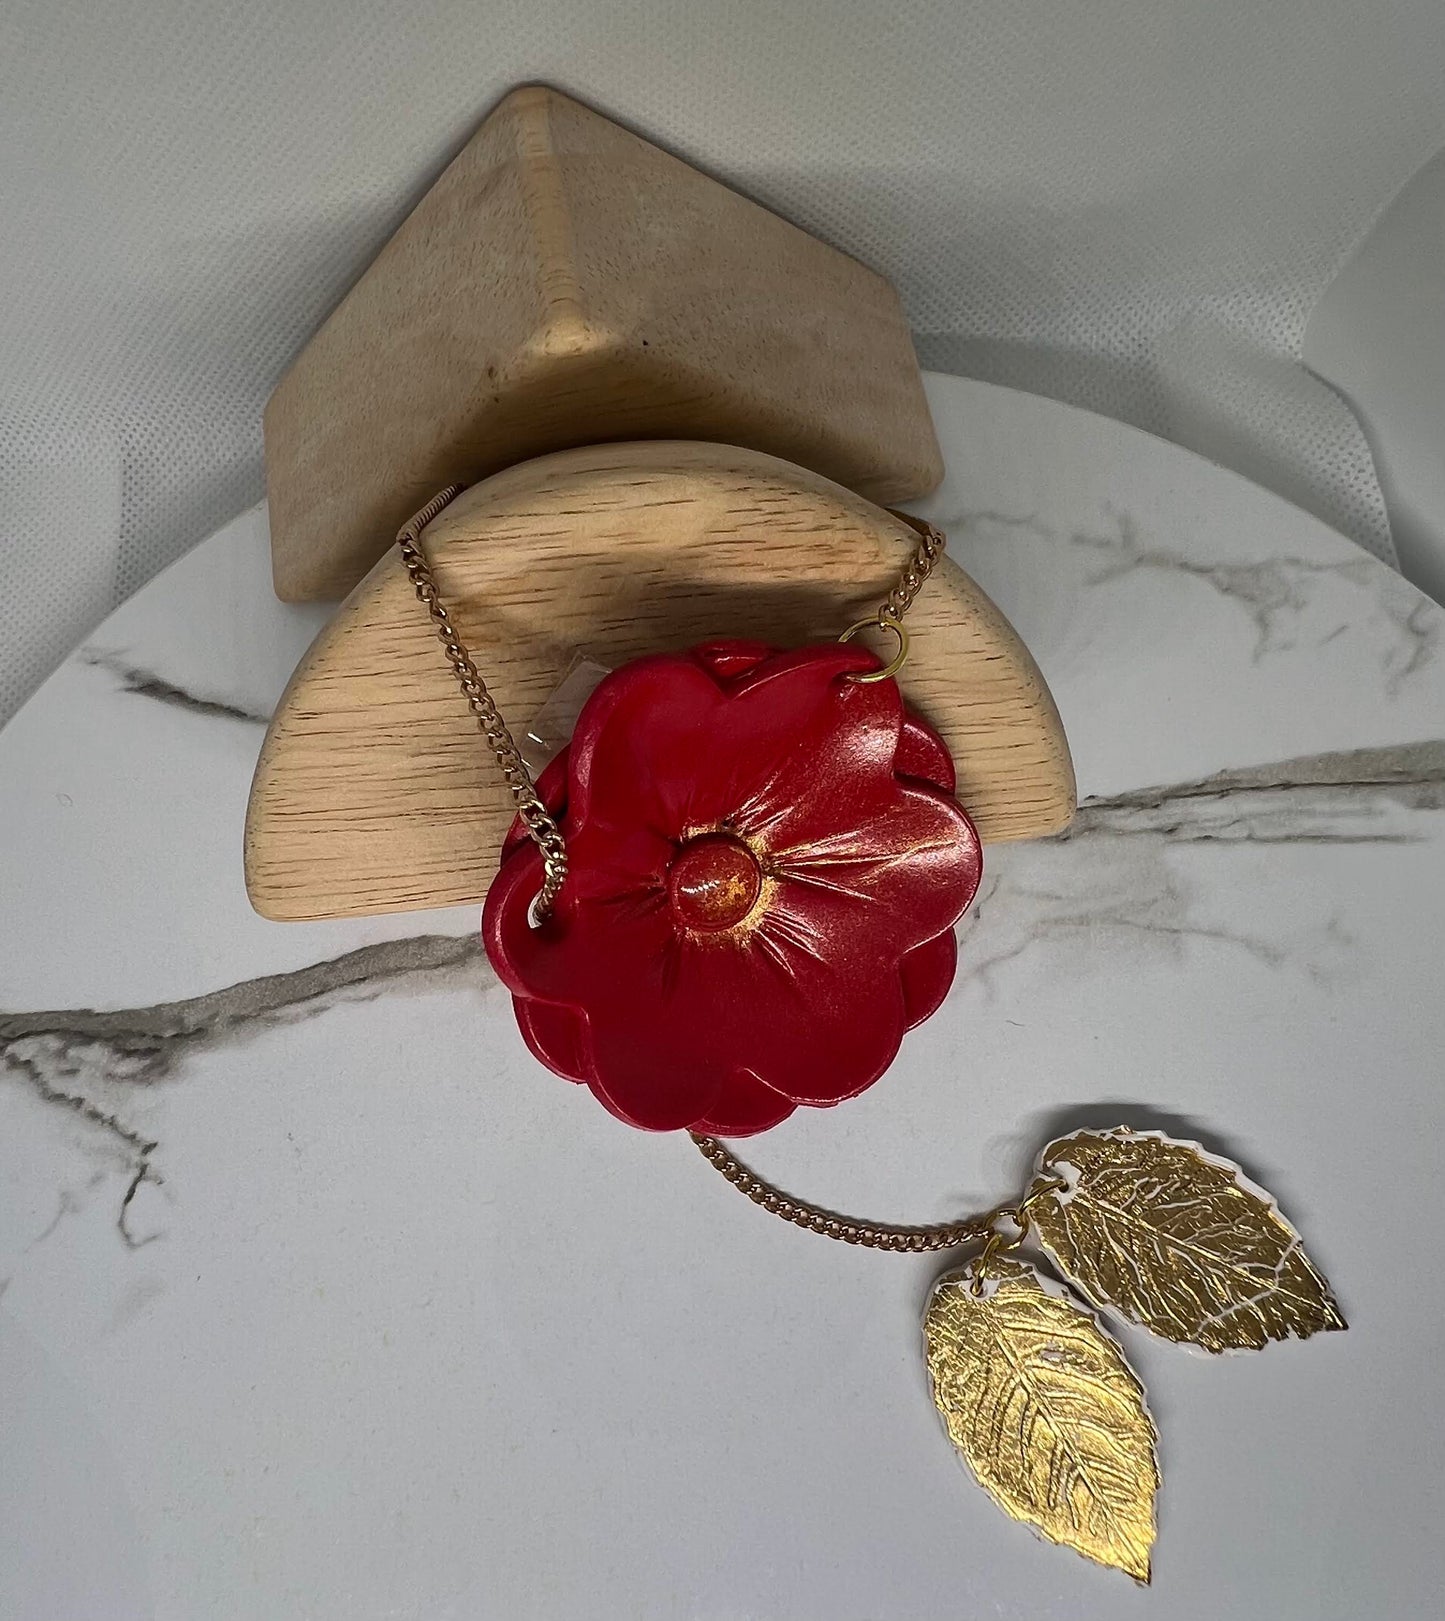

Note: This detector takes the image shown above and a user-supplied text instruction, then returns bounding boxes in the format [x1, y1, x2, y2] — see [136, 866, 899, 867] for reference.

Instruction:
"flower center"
[667, 834, 763, 932]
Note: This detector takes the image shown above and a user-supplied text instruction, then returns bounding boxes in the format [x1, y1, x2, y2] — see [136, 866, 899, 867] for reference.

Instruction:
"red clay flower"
[483, 641, 982, 1134]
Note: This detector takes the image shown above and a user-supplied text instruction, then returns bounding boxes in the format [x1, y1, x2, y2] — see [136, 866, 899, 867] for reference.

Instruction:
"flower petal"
[568, 645, 891, 846]
[734, 895, 913, 1102]
[486, 848, 728, 1130]
[562, 654, 727, 836]
[709, 648, 919, 859]
[583, 1037, 725, 1133]
[514, 997, 590, 1080]
[578, 935, 772, 1129]
[692, 1069, 798, 1136]
[770, 778, 981, 954]
[484, 838, 673, 1004]
[690, 641, 773, 683]
[899, 930, 958, 1029]
[895, 712, 956, 793]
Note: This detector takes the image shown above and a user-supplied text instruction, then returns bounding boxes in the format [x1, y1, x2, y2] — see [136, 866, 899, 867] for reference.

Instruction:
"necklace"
[397, 486, 1344, 1582]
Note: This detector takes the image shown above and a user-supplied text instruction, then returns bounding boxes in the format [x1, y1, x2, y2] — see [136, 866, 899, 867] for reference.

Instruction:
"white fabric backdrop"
[3, 0, 1444, 723]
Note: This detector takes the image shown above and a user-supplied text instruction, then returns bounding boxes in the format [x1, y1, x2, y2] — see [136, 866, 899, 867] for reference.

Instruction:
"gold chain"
[395, 486, 569, 917]
[838, 510, 947, 682]
[399, 486, 978, 1249]
[689, 1135, 1069, 1256]
[688, 1133, 993, 1251]
[880, 508, 948, 621]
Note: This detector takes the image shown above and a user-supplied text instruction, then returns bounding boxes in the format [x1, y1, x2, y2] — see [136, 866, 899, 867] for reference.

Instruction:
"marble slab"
[2, 375, 1442, 1620]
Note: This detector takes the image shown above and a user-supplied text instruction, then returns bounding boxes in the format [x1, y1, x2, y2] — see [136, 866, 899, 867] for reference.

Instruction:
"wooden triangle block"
[263, 84, 943, 603]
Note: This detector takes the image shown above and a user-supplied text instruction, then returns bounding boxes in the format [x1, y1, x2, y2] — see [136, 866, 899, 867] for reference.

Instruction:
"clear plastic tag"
[520, 654, 611, 774]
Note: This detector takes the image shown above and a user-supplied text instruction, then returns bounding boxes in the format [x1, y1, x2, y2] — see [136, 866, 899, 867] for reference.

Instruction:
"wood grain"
[245, 443, 1074, 922]
[263, 83, 942, 603]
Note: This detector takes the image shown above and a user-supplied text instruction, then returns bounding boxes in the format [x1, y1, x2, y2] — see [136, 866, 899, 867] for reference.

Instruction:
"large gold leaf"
[1027, 1127, 1346, 1352]
[924, 1256, 1158, 1581]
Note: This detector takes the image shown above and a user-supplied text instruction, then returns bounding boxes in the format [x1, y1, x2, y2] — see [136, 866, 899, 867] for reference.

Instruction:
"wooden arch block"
[263, 84, 943, 603]
[245, 442, 1074, 922]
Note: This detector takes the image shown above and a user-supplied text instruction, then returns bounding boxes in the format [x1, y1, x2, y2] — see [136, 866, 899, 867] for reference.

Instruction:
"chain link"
[689, 1133, 994, 1252]
[395, 486, 569, 918]
[880, 510, 947, 625]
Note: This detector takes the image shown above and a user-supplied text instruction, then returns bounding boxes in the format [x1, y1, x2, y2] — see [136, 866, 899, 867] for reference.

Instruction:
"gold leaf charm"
[924, 1255, 1159, 1581]
[1026, 1127, 1347, 1352]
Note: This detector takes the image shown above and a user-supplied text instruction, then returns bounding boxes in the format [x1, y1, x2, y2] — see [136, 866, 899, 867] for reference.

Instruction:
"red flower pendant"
[483, 641, 983, 1134]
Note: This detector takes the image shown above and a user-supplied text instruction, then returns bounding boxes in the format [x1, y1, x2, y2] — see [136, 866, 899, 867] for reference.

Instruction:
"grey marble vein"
[80, 647, 272, 724]
[940, 505, 1440, 691]
[1070, 740, 1445, 844]
[1, 934, 481, 1246]
[1073, 514, 1438, 688]
[961, 741, 1444, 995]
[961, 845, 1298, 995]
[4, 741, 1442, 1248]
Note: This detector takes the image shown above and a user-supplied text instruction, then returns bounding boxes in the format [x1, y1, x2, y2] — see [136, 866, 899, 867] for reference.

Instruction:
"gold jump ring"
[838, 614, 909, 683]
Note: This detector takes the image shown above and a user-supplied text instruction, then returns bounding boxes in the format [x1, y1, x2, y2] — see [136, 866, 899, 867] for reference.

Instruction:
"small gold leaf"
[924, 1256, 1158, 1581]
[1027, 1127, 1347, 1352]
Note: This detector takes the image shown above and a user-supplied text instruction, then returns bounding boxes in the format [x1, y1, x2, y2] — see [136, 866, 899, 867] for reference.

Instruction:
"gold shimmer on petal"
[667, 834, 763, 932]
